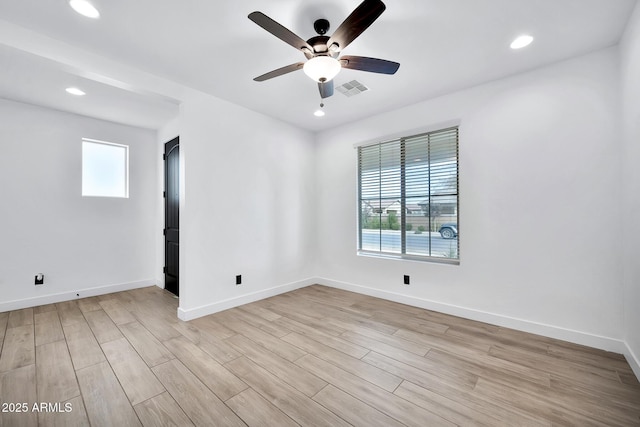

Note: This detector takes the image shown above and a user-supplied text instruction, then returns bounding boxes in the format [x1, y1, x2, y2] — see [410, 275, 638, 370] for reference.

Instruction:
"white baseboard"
[0, 280, 155, 312]
[317, 277, 627, 355]
[177, 277, 316, 321]
[624, 342, 640, 380]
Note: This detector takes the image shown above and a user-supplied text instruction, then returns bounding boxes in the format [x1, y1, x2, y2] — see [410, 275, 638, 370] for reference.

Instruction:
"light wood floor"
[1, 285, 639, 426]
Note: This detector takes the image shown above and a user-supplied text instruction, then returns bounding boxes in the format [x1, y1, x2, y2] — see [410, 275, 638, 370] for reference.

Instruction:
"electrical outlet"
[236, 275, 242, 285]
[404, 275, 410, 285]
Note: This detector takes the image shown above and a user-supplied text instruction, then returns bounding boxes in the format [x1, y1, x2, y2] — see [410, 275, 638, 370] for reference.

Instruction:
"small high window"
[82, 138, 129, 198]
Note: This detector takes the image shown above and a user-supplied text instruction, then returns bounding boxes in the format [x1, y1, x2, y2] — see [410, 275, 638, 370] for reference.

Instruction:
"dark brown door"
[164, 137, 179, 296]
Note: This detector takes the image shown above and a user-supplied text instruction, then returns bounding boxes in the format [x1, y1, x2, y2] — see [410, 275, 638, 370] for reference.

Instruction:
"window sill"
[357, 250, 460, 265]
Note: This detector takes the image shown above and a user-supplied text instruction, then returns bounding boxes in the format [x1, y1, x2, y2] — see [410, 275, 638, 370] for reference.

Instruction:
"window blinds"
[358, 127, 459, 261]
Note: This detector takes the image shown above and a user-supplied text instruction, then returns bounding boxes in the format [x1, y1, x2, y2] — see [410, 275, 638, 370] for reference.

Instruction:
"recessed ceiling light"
[314, 101, 326, 117]
[510, 35, 534, 50]
[69, 0, 100, 19]
[66, 87, 86, 96]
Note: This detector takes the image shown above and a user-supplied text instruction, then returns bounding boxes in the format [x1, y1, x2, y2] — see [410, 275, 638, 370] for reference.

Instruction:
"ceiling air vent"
[336, 80, 369, 97]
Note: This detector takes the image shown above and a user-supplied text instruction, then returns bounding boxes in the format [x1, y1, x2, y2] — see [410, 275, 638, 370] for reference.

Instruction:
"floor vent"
[336, 80, 369, 97]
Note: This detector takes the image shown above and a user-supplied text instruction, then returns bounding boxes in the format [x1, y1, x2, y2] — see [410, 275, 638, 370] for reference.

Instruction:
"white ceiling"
[0, 0, 637, 132]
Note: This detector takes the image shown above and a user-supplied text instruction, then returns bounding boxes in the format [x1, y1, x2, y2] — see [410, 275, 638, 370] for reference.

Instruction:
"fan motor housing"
[306, 35, 333, 57]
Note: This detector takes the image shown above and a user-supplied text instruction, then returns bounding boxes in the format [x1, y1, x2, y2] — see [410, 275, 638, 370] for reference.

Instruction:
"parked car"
[439, 223, 458, 239]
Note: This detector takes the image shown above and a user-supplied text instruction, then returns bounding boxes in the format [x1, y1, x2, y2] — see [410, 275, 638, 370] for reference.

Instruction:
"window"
[358, 127, 459, 262]
[82, 138, 129, 198]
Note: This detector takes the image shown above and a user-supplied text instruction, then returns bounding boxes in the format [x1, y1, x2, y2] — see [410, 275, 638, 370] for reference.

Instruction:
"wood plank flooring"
[1, 285, 639, 426]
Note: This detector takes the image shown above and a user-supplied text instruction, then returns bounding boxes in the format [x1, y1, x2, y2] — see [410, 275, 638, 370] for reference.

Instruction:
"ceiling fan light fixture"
[510, 34, 533, 49]
[69, 0, 100, 19]
[303, 56, 341, 82]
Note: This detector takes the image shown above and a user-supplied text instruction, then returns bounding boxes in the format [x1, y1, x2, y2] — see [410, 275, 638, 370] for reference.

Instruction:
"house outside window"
[358, 126, 459, 263]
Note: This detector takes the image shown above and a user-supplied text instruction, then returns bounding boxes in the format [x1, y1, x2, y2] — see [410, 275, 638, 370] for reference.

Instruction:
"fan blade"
[318, 80, 334, 98]
[327, 0, 386, 52]
[340, 55, 399, 74]
[249, 12, 313, 53]
[254, 62, 304, 81]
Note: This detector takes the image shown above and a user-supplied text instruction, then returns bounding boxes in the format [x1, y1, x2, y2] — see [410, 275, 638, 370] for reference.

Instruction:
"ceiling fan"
[248, 0, 400, 99]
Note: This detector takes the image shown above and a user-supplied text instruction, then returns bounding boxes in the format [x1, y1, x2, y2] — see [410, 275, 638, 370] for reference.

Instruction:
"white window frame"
[82, 138, 129, 198]
[357, 126, 459, 264]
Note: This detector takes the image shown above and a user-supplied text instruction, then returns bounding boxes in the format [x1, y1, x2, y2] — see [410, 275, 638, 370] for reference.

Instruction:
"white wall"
[621, 3, 640, 377]
[177, 92, 316, 319]
[0, 99, 158, 310]
[315, 47, 624, 351]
